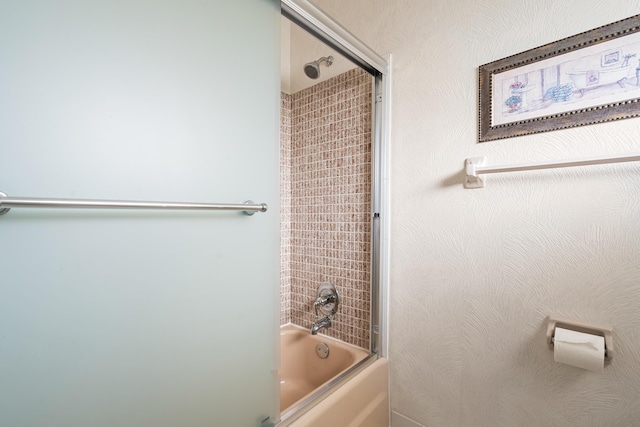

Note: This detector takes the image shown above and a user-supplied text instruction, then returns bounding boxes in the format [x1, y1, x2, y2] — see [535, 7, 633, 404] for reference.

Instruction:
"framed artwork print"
[479, 14, 640, 142]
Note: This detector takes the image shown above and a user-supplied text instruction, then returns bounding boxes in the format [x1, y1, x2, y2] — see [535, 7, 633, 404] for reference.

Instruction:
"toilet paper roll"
[553, 327, 605, 372]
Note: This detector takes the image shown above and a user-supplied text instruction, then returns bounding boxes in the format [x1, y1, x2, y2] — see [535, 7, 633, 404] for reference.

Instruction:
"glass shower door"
[0, 1, 280, 426]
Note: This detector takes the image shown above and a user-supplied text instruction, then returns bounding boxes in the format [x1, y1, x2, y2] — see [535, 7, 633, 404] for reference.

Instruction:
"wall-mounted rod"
[464, 152, 640, 189]
[0, 192, 267, 216]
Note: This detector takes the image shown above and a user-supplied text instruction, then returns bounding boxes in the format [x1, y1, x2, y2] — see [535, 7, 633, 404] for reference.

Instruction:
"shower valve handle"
[314, 282, 339, 318]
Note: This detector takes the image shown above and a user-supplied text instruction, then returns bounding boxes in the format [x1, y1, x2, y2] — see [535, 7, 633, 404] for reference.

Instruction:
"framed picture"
[479, 14, 640, 142]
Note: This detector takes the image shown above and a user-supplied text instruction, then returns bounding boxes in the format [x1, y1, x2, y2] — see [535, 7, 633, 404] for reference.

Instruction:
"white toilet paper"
[553, 327, 605, 372]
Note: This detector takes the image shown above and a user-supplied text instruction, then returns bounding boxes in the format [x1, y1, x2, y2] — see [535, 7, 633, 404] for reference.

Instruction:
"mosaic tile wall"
[280, 92, 292, 326]
[280, 68, 372, 349]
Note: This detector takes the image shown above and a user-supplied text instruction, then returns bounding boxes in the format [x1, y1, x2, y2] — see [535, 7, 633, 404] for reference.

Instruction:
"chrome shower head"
[303, 56, 334, 79]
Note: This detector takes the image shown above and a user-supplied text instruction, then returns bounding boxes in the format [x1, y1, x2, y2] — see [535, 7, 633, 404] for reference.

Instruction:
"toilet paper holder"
[546, 315, 613, 361]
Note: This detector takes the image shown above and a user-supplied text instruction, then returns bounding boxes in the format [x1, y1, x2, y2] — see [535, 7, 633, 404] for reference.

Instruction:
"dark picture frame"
[479, 15, 640, 142]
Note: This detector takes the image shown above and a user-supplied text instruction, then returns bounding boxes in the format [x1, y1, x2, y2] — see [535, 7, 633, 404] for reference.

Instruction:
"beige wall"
[311, 1, 640, 426]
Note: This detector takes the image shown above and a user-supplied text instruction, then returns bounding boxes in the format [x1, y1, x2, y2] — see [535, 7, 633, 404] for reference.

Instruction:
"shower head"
[303, 56, 334, 79]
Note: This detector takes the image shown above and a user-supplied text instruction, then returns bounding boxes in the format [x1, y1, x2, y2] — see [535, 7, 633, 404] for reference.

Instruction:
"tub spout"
[311, 316, 332, 335]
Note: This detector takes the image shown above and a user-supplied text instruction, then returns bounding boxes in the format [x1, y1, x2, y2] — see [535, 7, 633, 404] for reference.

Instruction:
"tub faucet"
[311, 316, 332, 335]
[311, 282, 340, 335]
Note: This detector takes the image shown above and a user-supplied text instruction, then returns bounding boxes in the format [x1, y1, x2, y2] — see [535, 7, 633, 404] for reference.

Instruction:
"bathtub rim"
[279, 322, 369, 353]
[277, 351, 379, 426]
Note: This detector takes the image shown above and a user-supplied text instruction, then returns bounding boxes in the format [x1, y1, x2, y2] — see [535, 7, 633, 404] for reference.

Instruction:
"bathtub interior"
[280, 324, 369, 413]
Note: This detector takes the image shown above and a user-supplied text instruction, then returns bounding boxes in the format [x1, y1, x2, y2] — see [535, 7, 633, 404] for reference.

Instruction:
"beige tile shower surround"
[280, 92, 292, 327]
[280, 68, 372, 349]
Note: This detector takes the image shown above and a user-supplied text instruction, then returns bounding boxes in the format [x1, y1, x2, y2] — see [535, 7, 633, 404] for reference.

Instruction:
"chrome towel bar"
[0, 192, 267, 216]
[464, 152, 640, 189]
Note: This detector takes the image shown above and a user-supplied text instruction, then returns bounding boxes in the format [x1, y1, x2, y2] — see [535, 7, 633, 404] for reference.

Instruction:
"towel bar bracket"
[464, 157, 486, 189]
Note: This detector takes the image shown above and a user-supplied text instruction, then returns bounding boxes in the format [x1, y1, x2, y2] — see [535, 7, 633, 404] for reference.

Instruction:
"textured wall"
[311, 1, 640, 426]
[281, 68, 372, 349]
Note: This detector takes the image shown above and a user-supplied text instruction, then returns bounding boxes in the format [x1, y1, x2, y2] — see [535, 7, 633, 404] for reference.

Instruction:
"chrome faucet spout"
[311, 316, 332, 335]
